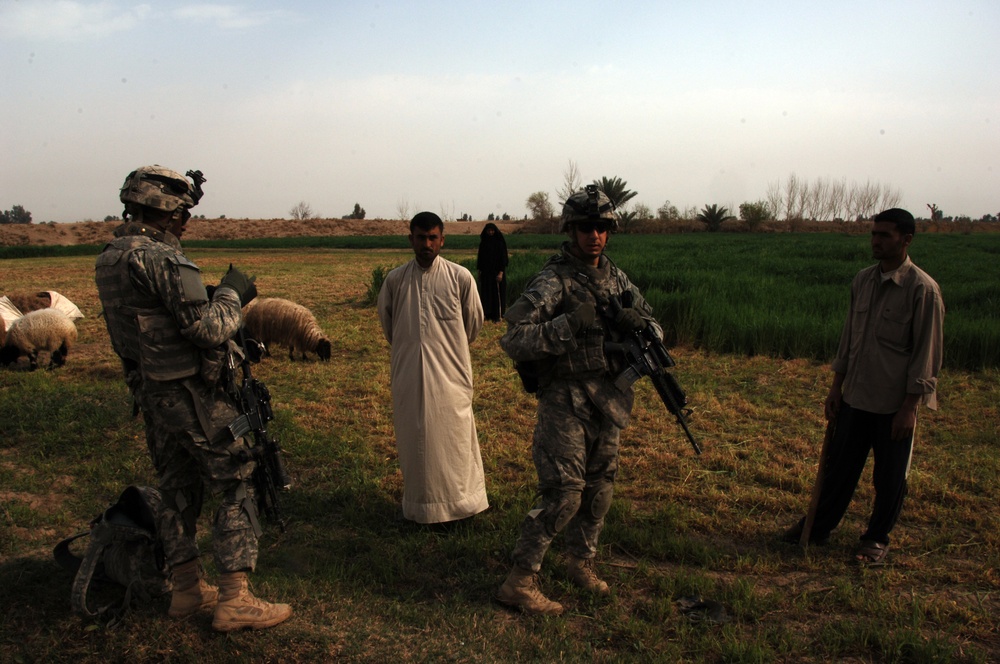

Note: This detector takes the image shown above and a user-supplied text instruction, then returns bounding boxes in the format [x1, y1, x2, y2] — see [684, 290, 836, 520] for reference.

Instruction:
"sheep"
[242, 297, 332, 362]
[0, 308, 78, 371]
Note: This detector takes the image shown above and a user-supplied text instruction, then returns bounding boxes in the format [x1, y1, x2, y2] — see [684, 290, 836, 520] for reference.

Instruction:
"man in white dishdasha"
[377, 211, 488, 524]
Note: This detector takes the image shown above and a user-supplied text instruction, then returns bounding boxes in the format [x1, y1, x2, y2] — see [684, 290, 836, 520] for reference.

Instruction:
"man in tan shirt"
[785, 208, 944, 564]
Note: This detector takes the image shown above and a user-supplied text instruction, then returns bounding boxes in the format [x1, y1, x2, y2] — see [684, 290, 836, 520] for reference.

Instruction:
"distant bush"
[0, 205, 32, 224]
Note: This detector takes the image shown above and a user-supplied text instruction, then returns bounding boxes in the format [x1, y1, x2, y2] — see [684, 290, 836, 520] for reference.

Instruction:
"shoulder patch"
[523, 269, 563, 307]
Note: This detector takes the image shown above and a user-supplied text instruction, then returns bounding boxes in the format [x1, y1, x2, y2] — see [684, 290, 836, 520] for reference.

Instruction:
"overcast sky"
[1, 1, 997, 223]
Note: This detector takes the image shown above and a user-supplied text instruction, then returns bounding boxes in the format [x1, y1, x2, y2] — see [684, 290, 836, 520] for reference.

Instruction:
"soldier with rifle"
[95, 165, 292, 631]
[496, 185, 698, 615]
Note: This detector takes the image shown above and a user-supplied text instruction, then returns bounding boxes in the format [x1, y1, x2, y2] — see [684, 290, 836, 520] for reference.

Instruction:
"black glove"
[218, 264, 257, 307]
[566, 299, 596, 333]
[614, 307, 647, 334]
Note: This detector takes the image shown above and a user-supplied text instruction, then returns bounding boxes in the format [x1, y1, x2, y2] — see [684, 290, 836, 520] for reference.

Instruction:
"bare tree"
[853, 180, 882, 220]
[396, 198, 411, 221]
[795, 177, 810, 221]
[784, 173, 803, 221]
[439, 201, 456, 222]
[765, 181, 783, 220]
[557, 159, 582, 204]
[878, 183, 902, 211]
[807, 177, 830, 220]
[828, 178, 848, 221]
[289, 201, 314, 220]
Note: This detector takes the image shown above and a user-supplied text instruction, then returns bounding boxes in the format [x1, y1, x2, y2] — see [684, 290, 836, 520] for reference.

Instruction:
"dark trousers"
[806, 402, 913, 545]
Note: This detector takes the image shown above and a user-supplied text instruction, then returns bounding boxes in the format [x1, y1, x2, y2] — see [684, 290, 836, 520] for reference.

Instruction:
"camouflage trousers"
[511, 381, 622, 572]
[137, 377, 258, 573]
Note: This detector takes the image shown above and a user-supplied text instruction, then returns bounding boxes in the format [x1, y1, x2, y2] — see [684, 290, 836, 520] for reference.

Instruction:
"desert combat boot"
[567, 555, 610, 594]
[168, 558, 219, 619]
[496, 566, 564, 616]
[211, 571, 292, 632]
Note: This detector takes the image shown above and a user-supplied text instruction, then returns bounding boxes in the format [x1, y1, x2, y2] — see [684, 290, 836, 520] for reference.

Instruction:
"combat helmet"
[560, 184, 617, 233]
[119, 165, 204, 217]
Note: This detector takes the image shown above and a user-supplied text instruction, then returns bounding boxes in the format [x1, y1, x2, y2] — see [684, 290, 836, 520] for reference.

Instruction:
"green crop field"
[1, 235, 998, 662]
[484, 233, 1000, 371]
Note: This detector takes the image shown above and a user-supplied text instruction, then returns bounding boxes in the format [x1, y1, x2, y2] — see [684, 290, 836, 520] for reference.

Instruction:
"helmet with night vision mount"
[560, 184, 617, 232]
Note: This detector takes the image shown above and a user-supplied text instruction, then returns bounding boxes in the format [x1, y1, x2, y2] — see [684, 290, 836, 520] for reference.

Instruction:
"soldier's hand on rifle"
[566, 298, 596, 333]
[219, 264, 258, 307]
[614, 307, 647, 334]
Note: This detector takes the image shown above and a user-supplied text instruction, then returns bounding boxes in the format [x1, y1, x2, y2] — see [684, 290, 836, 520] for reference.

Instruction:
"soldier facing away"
[496, 185, 667, 615]
[94, 165, 291, 631]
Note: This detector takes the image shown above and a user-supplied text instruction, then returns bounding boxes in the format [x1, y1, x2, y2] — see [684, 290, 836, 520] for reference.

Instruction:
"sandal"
[854, 540, 889, 565]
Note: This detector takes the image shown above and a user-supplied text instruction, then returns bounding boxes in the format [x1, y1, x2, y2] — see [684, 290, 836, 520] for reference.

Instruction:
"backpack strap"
[53, 531, 88, 575]
[70, 519, 112, 618]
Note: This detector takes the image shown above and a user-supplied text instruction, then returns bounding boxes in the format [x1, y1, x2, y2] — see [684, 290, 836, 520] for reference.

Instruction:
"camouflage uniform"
[500, 241, 662, 571]
[95, 221, 259, 573]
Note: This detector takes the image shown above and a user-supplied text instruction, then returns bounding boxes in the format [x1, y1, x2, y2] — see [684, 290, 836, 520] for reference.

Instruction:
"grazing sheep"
[0, 308, 78, 371]
[242, 297, 332, 362]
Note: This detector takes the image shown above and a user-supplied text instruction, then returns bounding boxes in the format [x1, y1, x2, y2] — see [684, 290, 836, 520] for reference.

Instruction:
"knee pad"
[543, 491, 581, 536]
[588, 484, 614, 521]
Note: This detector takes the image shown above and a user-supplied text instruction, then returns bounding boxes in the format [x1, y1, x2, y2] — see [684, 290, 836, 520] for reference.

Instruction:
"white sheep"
[242, 297, 332, 362]
[0, 308, 79, 371]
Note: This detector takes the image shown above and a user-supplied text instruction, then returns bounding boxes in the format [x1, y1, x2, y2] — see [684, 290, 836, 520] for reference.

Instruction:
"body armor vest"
[95, 233, 201, 382]
[546, 255, 627, 381]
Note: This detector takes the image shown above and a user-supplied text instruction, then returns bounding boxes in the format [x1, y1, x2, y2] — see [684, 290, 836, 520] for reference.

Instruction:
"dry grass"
[1, 245, 997, 662]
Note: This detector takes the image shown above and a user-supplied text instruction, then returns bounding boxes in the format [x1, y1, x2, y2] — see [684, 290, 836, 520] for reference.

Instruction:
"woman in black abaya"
[476, 222, 509, 322]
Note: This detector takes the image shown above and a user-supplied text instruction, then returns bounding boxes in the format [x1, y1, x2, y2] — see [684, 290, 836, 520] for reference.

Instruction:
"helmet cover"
[120, 165, 196, 214]
[560, 185, 618, 232]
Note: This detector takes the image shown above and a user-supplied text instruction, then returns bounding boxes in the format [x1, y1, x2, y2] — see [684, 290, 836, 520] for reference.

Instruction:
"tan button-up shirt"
[831, 256, 944, 414]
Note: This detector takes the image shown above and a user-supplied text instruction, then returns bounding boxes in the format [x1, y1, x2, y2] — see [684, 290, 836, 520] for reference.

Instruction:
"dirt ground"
[0, 218, 528, 247]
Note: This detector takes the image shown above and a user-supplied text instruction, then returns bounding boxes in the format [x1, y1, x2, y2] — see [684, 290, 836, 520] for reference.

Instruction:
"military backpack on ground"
[54, 485, 171, 619]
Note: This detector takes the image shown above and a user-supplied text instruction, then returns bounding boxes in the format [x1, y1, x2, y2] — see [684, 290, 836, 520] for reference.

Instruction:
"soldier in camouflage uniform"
[496, 186, 664, 615]
[95, 166, 292, 631]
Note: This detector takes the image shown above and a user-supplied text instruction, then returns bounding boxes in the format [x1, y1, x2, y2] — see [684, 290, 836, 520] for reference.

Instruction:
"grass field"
[1, 239, 998, 662]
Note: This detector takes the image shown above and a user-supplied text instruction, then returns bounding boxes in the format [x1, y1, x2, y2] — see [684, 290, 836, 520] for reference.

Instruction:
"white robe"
[377, 256, 488, 523]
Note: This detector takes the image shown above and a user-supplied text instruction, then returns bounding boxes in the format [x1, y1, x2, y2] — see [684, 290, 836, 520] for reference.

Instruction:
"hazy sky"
[2, 1, 997, 223]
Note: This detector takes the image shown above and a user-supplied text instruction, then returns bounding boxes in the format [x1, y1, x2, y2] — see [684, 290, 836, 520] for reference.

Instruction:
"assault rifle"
[227, 330, 293, 531]
[604, 293, 702, 455]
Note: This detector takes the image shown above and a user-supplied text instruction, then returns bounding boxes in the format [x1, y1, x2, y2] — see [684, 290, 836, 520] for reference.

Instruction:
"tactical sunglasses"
[575, 221, 611, 234]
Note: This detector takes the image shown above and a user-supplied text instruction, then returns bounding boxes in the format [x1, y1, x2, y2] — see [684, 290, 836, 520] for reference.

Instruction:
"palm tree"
[593, 176, 638, 212]
[697, 204, 735, 232]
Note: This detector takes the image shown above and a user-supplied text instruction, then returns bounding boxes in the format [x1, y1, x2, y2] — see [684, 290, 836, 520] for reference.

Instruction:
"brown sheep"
[242, 297, 331, 361]
[6, 291, 52, 314]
